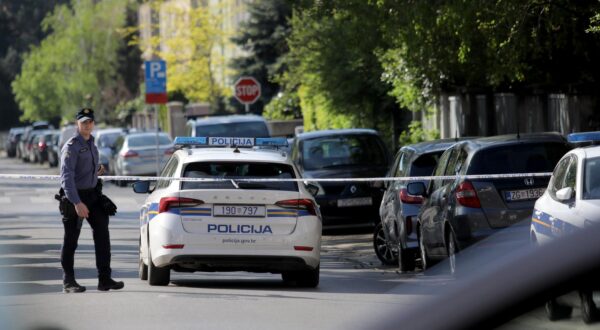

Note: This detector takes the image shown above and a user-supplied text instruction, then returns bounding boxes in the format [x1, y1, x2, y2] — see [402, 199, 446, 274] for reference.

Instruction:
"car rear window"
[181, 162, 298, 191]
[409, 151, 443, 176]
[194, 122, 269, 138]
[127, 135, 172, 147]
[301, 134, 388, 171]
[583, 156, 600, 200]
[468, 142, 570, 175]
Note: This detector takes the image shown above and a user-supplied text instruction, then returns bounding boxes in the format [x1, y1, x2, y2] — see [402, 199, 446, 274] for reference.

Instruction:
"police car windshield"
[194, 122, 269, 138]
[583, 156, 600, 200]
[181, 162, 298, 191]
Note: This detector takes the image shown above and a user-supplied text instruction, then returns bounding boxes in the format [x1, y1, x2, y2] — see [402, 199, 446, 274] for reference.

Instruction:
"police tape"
[0, 172, 552, 183]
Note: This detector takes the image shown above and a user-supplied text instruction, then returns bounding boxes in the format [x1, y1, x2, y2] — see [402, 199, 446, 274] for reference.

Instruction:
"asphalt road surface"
[0, 153, 593, 330]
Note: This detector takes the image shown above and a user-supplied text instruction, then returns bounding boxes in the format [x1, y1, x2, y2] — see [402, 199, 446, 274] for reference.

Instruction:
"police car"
[530, 132, 600, 323]
[133, 136, 322, 287]
[531, 132, 600, 244]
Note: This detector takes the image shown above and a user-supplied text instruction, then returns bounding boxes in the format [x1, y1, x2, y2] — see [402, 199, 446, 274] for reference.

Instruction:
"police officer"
[60, 108, 124, 293]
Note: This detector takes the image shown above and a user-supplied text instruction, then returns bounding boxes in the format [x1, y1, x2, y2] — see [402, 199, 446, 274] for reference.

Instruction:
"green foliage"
[12, 0, 135, 123]
[285, 0, 398, 135]
[398, 121, 440, 146]
[230, 0, 293, 114]
[262, 91, 301, 120]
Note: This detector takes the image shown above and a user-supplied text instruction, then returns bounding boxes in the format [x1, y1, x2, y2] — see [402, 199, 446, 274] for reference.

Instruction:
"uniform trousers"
[61, 188, 111, 283]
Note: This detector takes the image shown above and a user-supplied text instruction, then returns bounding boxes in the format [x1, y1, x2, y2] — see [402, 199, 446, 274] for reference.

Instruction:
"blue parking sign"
[145, 60, 167, 103]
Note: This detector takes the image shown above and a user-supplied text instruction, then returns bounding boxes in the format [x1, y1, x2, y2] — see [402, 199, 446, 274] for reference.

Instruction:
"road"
[0, 154, 431, 330]
[0, 154, 593, 330]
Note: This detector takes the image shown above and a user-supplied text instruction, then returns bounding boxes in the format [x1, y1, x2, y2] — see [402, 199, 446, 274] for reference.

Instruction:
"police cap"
[76, 108, 95, 122]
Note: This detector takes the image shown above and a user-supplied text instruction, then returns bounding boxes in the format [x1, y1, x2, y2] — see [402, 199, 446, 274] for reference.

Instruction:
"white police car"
[133, 136, 322, 287]
[530, 132, 600, 323]
[531, 133, 600, 245]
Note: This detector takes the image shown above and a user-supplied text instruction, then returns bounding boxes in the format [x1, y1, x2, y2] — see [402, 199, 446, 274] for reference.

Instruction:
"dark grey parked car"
[4, 127, 25, 158]
[407, 133, 571, 273]
[375, 138, 471, 268]
[291, 129, 391, 229]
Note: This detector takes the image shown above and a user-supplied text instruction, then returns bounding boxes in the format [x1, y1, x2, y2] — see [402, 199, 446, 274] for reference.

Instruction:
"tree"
[0, 0, 69, 128]
[12, 0, 139, 123]
[138, 1, 231, 111]
[229, 0, 293, 115]
[284, 0, 400, 144]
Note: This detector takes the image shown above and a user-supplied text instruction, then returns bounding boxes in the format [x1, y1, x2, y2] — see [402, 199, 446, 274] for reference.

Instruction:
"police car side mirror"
[133, 181, 150, 194]
[305, 183, 320, 197]
[556, 187, 574, 202]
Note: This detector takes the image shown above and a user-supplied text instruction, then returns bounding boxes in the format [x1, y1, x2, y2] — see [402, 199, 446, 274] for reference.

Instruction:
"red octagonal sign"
[234, 76, 261, 105]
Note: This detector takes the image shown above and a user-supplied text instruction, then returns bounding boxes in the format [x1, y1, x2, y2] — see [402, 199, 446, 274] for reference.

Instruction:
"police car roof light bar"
[173, 136, 288, 149]
[567, 131, 600, 146]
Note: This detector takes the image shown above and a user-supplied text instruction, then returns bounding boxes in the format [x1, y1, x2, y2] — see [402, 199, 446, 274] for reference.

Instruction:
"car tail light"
[294, 246, 314, 251]
[455, 181, 481, 208]
[162, 244, 184, 249]
[159, 197, 204, 213]
[38, 142, 47, 151]
[275, 199, 317, 216]
[121, 150, 139, 158]
[399, 188, 423, 204]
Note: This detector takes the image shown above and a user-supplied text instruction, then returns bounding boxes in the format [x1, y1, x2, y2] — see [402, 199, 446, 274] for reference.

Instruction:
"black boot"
[63, 280, 86, 293]
[98, 278, 124, 291]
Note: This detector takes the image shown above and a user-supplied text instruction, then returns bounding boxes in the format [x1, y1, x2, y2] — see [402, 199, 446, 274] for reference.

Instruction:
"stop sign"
[234, 76, 261, 105]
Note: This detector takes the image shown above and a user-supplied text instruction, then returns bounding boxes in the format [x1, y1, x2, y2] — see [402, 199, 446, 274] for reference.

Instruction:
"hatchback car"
[5, 127, 25, 158]
[133, 136, 321, 287]
[407, 133, 571, 273]
[375, 138, 469, 269]
[290, 129, 391, 229]
[112, 132, 174, 186]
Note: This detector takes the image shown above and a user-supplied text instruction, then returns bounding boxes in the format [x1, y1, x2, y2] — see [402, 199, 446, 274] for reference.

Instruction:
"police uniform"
[59, 108, 124, 293]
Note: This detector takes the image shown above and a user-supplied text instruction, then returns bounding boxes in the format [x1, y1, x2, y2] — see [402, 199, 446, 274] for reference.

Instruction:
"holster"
[96, 179, 117, 216]
[55, 187, 77, 218]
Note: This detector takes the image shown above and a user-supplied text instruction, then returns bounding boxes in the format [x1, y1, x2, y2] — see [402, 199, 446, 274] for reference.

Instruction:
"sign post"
[234, 76, 261, 113]
[145, 60, 167, 176]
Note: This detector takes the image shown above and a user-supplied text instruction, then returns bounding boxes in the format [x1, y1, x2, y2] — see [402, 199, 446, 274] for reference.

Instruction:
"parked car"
[46, 132, 61, 167]
[25, 130, 48, 163]
[375, 138, 471, 268]
[407, 132, 571, 273]
[290, 129, 391, 229]
[34, 130, 59, 164]
[17, 121, 51, 162]
[186, 115, 270, 138]
[4, 127, 25, 158]
[111, 132, 175, 186]
[95, 128, 125, 174]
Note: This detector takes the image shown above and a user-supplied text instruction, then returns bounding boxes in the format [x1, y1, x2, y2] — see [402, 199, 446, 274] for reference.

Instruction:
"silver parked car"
[111, 132, 174, 186]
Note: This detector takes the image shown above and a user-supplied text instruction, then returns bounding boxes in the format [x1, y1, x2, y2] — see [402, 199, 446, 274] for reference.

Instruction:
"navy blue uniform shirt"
[60, 132, 100, 204]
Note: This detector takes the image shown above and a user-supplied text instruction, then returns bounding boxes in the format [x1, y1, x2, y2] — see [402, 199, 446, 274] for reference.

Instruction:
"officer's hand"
[75, 202, 89, 219]
[97, 165, 105, 176]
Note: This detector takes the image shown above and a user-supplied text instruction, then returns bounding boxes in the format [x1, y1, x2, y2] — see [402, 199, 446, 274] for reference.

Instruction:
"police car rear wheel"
[138, 237, 148, 281]
[545, 299, 572, 321]
[148, 245, 170, 286]
[282, 265, 319, 288]
[581, 290, 600, 324]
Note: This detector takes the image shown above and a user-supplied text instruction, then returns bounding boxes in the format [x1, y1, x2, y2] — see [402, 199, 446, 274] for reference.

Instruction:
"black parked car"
[407, 133, 571, 273]
[46, 132, 61, 167]
[4, 127, 25, 158]
[291, 129, 391, 229]
[375, 138, 471, 268]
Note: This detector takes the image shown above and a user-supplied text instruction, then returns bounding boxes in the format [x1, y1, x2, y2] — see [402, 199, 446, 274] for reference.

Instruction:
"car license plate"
[504, 188, 545, 201]
[337, 197, 373, 207]
[213, 205, 266, 217]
